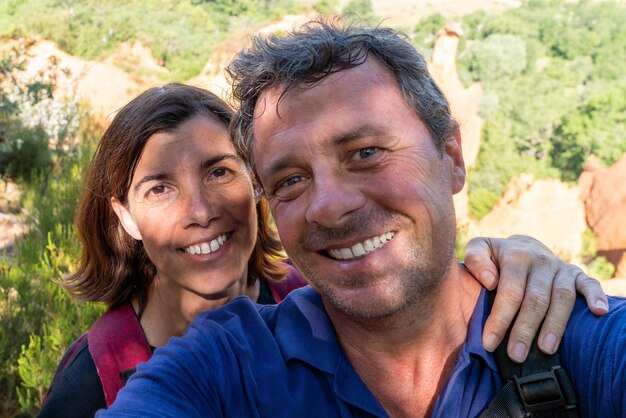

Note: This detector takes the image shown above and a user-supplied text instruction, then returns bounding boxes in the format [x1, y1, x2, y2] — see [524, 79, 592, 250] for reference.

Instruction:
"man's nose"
[182, 189, 219, 228]
[305, 174, 365, 228]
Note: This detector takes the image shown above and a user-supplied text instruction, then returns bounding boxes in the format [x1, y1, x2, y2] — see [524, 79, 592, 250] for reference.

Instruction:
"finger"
[506, 257, 554, 363]
[536, 268, 577, 354]
[482, 254, 529, 353]
[464, 237, 499, 290]
[574, 268, 609, 315]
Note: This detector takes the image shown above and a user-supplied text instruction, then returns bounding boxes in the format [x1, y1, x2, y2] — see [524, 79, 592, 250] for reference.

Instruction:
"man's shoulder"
[566, 294, 626, 333]
[189, 286, 323, 340]
[562, 295, 626, 354]
[560, 295, 626, 417]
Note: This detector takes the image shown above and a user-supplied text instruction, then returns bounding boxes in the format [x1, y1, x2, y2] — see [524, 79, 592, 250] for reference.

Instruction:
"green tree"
[466, 34, 527, 84]
[550, 81, 626, 181]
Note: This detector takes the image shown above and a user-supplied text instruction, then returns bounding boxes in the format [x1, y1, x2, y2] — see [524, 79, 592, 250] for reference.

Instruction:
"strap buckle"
[513, 366, 569, 413]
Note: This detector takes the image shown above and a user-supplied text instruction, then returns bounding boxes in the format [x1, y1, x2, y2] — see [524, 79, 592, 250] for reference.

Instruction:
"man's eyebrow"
[260, 125, 385, 181]
[331, 125, 385, 147]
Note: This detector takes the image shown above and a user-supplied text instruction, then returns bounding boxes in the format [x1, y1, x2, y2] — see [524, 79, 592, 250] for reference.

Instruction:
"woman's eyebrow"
[133, 173, 168, 193]
[201, 154, 242, 170]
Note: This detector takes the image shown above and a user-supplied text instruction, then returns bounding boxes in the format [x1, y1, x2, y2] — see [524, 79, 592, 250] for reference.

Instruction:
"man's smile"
[325, 232, 395, 260]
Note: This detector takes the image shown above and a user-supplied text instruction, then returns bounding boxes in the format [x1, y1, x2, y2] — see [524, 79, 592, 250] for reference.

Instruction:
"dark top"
[37, 281, 278, 418]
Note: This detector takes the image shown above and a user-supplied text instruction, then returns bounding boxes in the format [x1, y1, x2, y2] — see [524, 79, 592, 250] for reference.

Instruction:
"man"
[101, 20, 624, 417]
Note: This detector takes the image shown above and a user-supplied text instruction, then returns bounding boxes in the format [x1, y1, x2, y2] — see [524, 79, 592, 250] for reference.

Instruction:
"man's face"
[253, 57, 466, 320]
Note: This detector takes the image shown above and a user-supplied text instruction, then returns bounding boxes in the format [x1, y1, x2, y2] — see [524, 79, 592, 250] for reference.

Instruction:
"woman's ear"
[110, 197, 142, 241]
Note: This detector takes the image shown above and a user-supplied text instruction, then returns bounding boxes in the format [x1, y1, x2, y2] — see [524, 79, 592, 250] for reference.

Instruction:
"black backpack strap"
[480, 291, 580, 418]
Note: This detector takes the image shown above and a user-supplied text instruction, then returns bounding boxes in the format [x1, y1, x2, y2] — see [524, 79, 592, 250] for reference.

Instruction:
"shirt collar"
[465, 288, 499, 372]
[273, 286, 342, 373]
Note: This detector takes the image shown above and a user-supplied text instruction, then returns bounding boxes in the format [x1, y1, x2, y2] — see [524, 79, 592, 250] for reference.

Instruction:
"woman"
[40, 83, 304, 416]
[39, 84, 605, 417]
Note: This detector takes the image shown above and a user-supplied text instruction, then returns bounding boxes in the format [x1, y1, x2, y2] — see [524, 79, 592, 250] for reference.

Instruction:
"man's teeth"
[327, 232, 395, 260]
[184, 234, 228, 255]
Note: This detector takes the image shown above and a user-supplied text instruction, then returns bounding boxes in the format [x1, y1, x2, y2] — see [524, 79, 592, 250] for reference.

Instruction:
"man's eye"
[358, 147, 379, 159]
[282, 176, 303, 188]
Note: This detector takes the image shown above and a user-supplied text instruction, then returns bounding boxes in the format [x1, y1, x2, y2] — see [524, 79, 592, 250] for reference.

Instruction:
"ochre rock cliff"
[579, 154, 626, 278]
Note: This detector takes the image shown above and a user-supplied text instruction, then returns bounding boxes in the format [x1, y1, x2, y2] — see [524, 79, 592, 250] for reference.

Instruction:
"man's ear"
[443, 121, 466, 195]
[110, 197, 142, 241]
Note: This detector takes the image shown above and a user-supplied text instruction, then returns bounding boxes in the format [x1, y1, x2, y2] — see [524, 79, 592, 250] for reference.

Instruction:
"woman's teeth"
[327, 232, 395, 260]
[184, 234, 229, 255]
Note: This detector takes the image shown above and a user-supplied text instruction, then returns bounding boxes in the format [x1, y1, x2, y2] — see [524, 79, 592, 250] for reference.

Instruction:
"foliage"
[0, 43, 80, 182]
[411, 13, 446, 58]
[550, 81, 626, 181]
[460, 0, 626, 216]
[342, 0, 376, 22]
[580, 228, 615, 280]
[586, 256, 615, 281]
[468, 112, 559, 220]
[0, 0, 299, 81]
[455, 226, 468, 261]
[313, 0, 339, 15]
[465, 34, 527, 84]
[0, 123, 105, 416]
[0, 46, 103, 416]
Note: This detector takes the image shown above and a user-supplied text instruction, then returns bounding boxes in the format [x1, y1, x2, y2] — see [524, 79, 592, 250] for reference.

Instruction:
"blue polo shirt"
[100, 287, 626, 417]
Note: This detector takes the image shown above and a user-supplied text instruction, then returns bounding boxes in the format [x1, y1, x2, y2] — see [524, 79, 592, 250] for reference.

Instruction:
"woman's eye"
[149, 185, 168, 195]
[358, 147, 379, 159]
[208, 167, 236, 182]
[213, 168, 227, 177]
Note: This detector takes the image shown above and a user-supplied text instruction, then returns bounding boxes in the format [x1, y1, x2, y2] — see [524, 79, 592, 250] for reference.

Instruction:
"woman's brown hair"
[64, 83, 287, 313]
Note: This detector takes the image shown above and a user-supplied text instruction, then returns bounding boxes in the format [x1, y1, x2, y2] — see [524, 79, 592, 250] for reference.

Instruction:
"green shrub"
[586, 256, 615, 281]
[468, 187, 499, 220]
[0, 133, 105, 416]
[313, 0, 339, 15]
[411, 13, 446, 58]
[342, 0, 375, 22]
[0, 0, 301, 81]
[550, 81, 626, 181]
[0, 122, 51, 182]
[466, 34, 527, 84]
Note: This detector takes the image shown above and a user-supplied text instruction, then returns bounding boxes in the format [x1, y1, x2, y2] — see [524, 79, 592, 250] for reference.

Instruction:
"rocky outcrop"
[578, 153, 626, 278]
[469, 175, 587, 263]
[427, 23, 484, 227]
[188, 13, 316, 98]
[5, 37, 157, 115]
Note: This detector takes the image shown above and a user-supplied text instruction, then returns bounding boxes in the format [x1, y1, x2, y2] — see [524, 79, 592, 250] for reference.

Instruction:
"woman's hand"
[464, 235, 608, 363]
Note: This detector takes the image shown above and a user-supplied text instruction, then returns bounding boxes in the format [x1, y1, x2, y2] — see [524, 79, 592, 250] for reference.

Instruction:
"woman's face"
[112, 114, 258, 299]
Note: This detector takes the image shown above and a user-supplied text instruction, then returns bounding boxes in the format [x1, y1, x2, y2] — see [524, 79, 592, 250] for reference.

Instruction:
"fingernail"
[510, 342, 528, 363]
[595, 299, 608, 312]
[484, 333, 499, 352]
[541, 333, 558, 354]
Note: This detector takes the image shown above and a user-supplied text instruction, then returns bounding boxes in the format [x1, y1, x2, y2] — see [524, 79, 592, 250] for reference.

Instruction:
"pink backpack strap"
[268, 264, 308, 303]
[88, 304, 152, 407]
